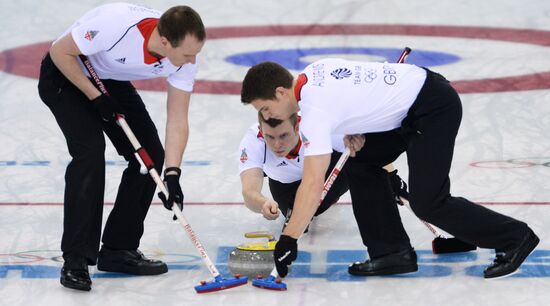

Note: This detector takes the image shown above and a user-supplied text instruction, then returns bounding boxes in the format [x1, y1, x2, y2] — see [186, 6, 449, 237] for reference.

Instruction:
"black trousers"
[268, 151, 349, 218]
[38, 53, 164, 264]
[350, 69, 528, 257]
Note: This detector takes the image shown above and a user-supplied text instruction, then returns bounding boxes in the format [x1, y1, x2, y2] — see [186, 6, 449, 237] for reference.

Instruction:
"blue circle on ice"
[225, 47, 460, 70]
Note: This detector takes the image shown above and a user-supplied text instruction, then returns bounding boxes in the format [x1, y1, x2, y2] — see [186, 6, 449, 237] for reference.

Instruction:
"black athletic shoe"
[60, 257, 92, 291]
[348, 247, 418, 276]
[97, 246, 168, 275]
[484, 228, 539, 279]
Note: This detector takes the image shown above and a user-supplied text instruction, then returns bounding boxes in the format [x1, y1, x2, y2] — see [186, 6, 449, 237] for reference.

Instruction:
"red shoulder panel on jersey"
[286, 137, 302, 160]
[137, 18, 164, 64]
[257, 125, 264, 139]
[294, 73, 308, 102]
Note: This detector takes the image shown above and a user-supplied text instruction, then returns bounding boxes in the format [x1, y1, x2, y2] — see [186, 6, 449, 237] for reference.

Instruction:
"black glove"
[91, 94, 124, 123]
[158, 167, 184, 219]
[273, 235, 298, 278]
[388, 169, 409, 205]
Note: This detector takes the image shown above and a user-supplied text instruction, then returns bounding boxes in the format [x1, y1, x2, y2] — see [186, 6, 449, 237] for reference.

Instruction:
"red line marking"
[0, 202, 549, 206]
[3, 24, 550, 94]
[0, 253, 44, 264]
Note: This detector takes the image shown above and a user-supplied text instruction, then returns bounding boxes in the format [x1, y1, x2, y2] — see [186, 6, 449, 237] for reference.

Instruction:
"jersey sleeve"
[331, 134, 346, 152]
[300, 112, 333, 156]
[167, 60, 198, 92]
[70, 8, 125, 56]
[238, 126, 266, 174]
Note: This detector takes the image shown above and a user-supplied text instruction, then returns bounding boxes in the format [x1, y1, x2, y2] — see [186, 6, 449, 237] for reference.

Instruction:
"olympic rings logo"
[470, 157, 550, 169]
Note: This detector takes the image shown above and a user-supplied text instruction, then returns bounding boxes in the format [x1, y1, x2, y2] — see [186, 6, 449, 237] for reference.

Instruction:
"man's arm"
[156, 85, 190, 211]
[164, 84, 191, 170]
[240, 168, 267, 212]
[49, 33, 101, 100]
[240, 168, 280, 220]
[282, 153, 331, 238]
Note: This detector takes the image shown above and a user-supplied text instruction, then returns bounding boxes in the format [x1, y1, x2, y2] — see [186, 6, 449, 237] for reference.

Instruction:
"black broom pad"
[432, 237, 477, 254]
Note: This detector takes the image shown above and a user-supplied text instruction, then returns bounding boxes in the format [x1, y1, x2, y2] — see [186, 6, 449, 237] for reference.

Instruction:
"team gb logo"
[330, 68, 352, 80]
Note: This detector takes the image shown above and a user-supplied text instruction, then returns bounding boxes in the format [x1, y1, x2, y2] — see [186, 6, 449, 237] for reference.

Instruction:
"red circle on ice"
[1, 24, 550, 94]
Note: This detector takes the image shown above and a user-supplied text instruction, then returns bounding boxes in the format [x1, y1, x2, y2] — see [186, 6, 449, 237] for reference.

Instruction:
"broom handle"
[392, 47, 449, 239]
[79, 55, 221, 278]
[400, 198, 446, 238]
[269, 147, 351, 279]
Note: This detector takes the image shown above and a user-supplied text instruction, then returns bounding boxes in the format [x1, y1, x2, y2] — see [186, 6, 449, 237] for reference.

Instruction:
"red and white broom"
[79, 55, 248, 293]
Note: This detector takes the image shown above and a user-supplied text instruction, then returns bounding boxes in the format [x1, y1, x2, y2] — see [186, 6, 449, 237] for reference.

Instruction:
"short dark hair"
[258, 111, 298, 128]
[241, 62, 294, 104]
[158, 6, 206, 47]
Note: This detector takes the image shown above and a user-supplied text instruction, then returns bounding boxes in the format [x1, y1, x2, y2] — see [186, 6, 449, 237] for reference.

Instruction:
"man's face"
[251, 88, 297, 121]
[260, 119, 299, 157]
[164, 34, 204, 66]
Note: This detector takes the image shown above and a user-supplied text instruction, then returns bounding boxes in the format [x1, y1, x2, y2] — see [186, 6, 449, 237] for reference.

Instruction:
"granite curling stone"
[228, 231, 277, 279]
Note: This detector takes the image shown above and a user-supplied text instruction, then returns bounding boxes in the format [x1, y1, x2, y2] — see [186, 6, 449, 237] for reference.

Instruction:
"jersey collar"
[294, 73, 308, 102]
[137, 18, 164, 65]
[285, 137, 301, 160]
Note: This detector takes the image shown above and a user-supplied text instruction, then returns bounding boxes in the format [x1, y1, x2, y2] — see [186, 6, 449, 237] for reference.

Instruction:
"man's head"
[241, 62, 298, 121]
[258, 112, 300, 157]
[158, 6, 205, 66]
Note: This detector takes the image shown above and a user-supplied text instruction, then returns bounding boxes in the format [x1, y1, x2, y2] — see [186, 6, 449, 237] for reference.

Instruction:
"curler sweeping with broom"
[240, 59, 539, 281]
[238, 110, 423, 276]
[38, 3, 205, 291]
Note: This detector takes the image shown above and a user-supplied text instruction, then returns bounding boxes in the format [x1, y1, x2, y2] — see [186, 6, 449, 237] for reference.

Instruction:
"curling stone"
[228, 231, 277, 279]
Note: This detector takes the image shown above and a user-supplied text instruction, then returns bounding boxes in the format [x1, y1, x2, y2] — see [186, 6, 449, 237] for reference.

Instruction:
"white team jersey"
[238, 124, 345, 184]
[297, 58, 427, 156]
[55, 3, 198, 92]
